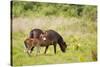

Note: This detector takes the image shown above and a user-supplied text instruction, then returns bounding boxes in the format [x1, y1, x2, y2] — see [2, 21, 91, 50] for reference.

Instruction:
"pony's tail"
[57, 37, 67, 53]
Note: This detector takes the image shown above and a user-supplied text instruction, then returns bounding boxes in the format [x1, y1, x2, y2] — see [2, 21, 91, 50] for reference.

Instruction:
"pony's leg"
[37, 46, 40, 55]
[38, 46, 41, 54]
[54, 44, 56, 54]
[26, 49, 31, 56]
[24, 47, 28, 53]
[24, 42, 32, 56]
[24, 46, 31, 55]
[44, 46, 49, 54]
[27, 46, 33, 56]
[36, 44, 40, 56]
[27, 50, 31, 54]
[30, 47, 34, 53]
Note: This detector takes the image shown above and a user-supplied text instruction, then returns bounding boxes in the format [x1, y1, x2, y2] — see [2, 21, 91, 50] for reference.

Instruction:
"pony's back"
[30, 29, 43, 38]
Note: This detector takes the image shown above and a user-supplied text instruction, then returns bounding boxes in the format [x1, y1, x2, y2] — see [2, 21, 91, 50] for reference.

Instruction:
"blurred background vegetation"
[12, 1, 97, 21]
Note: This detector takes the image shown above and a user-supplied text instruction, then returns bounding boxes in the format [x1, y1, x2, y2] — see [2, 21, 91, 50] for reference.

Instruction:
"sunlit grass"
[12, 17, 97, 66]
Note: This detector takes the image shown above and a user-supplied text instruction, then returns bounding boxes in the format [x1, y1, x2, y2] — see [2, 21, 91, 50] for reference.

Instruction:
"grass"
[12, 17, 97, 66]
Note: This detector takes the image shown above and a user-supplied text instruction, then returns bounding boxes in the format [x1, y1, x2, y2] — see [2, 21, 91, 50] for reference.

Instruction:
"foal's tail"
[57, 37, 67, 53]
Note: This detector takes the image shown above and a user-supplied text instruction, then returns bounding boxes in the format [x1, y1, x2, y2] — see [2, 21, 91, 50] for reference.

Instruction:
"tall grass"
[12, 17, 97, 66]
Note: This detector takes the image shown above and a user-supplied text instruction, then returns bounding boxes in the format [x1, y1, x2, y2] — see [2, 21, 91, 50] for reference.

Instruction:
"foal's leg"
[30, 47, 34, 53]
[27, 48, 32, 56]
[44, 46, 49, 54]
[24, 46, 28, 53]
[24, 43, 31, 56]
[36, 44, 40, 55]
[26, 45, 33, 56]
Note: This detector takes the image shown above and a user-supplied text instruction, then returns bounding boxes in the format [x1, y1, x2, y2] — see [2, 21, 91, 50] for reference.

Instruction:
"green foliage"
[82, 6, 97, 21]
[11, 1, 97, 21]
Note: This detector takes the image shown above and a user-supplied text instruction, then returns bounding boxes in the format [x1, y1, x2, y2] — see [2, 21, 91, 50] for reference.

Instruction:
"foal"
[24, 37, 41, 56]
[24, 35, 53, 55]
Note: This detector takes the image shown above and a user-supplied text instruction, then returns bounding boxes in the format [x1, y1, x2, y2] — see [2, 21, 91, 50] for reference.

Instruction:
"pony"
[24, 38, 41, 56]
[40, 30, 67, 54]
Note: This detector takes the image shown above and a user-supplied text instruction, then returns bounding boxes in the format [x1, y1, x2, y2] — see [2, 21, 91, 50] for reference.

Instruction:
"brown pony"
[40, 30, 67, 54]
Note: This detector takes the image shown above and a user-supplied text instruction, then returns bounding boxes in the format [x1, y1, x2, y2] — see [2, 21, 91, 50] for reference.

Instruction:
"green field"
[11, 1, 97, 66]
[12, 17, 97, 66]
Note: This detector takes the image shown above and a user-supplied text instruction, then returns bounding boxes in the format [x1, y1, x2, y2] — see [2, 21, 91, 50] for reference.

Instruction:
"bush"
[11, 1, 97, 22]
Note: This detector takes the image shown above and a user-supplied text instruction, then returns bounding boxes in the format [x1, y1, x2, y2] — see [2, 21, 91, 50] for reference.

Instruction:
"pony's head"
[60, 42, 67, 52]
[58, 39, 67, 53]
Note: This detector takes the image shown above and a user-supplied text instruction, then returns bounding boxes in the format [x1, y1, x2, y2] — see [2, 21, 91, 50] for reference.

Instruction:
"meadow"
[12, 17, 97, 66]
[11, 1, 97, 66]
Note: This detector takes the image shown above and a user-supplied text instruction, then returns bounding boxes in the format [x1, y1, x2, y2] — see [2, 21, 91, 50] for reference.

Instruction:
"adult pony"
[40, 30, 67, 54]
